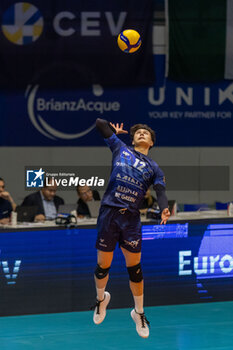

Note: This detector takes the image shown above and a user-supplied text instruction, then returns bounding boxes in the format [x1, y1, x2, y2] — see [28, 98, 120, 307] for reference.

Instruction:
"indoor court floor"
[0, 301, 232, 350]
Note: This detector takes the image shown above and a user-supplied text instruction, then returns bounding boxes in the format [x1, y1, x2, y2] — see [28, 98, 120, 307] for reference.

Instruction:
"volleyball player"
[92, 118, 170, 338]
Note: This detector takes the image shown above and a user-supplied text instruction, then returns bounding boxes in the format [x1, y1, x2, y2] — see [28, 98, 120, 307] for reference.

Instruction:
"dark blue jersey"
[101, 133, 166, 211]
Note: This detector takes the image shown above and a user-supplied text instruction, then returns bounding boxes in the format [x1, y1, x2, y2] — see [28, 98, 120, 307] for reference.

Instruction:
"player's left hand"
[110, 122, 128, 135]
[160, 208, 170, 225]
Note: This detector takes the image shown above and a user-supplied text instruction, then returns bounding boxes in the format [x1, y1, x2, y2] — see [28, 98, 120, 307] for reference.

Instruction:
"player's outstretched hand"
[110, 122, 128, 135]
[160, 208, 170, 225]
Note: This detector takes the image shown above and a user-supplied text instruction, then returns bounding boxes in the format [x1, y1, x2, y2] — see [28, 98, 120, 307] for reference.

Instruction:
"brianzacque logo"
[2, 2, 43, 45]
[25, 84, 120, 140]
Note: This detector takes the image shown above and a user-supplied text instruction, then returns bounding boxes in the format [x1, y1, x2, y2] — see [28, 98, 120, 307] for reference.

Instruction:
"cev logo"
[1, 3, 126, 45]
[2, 2, 43, 45]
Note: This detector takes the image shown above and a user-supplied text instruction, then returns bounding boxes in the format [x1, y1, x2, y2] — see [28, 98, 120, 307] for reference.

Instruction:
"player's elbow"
[96, 118, 114, 138]
[96, 118, 105, 129]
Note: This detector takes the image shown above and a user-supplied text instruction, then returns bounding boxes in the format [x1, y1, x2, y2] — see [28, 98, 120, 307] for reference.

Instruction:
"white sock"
[133, 295, 144, 314]
[96, 287, 105, 301]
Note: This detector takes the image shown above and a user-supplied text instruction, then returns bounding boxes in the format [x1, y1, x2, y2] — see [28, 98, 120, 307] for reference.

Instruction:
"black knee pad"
[127, 263, 143, 283]
[95, 264, 110, 279]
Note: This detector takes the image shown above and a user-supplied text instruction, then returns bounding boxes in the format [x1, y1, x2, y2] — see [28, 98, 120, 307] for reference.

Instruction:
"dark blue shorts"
[96, 206, 142, 253]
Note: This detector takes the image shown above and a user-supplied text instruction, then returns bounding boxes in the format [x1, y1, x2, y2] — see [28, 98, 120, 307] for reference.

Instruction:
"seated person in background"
[139, 188, 158, 215]
[21, 178, 64, 222]
[0, 177, 17, 224]
[76, 185, 100, 218]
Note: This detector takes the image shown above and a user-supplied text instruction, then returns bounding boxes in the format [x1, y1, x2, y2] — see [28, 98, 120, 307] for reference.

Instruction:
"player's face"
[132, 129, 153, 148]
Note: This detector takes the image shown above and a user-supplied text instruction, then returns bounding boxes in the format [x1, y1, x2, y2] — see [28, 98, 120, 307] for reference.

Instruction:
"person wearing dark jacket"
[76, 185, 100, 218]
[21, 179, 64, 221]
[0, 177, 16, 224]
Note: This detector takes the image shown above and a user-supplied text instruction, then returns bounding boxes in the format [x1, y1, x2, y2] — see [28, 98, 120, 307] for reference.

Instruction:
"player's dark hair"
[0, 177, 4, 183]
[130, 124, 156, 146]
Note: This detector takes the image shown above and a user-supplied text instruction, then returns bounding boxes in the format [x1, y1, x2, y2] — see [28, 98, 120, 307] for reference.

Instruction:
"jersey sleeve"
[104, 133, 126, 153]
[152, 165, 168, 211]
[96, 118, 116, 138]
[153, 165, 166, 188]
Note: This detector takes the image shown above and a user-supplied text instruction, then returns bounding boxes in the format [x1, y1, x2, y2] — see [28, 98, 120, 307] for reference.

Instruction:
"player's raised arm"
[96, 118, 116, 138]
[96, 118, 128, 138]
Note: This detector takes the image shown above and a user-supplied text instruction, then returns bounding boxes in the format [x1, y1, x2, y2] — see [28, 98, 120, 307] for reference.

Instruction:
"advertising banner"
[0, 222, 233, 316]
[0, 0, 154, 88]
[1, 54, 233, 146]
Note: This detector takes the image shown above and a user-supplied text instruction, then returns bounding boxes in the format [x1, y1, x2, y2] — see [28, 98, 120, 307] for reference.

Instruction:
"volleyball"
[117, 29, 141, 53]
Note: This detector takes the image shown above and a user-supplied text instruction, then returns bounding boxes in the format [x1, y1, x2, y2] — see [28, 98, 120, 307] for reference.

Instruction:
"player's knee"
[127, 263, 143, 283]
[95, 264, 110, 279]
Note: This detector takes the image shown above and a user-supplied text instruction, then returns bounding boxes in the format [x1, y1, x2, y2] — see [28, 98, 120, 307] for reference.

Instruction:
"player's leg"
[95, 205, 116, 298]
[92, 249, 113, 324]
[95, 249, 113, 300]
[93, 206, 119, 324]
[121, 247, 143, 311]
[121, 246, 150, 338]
